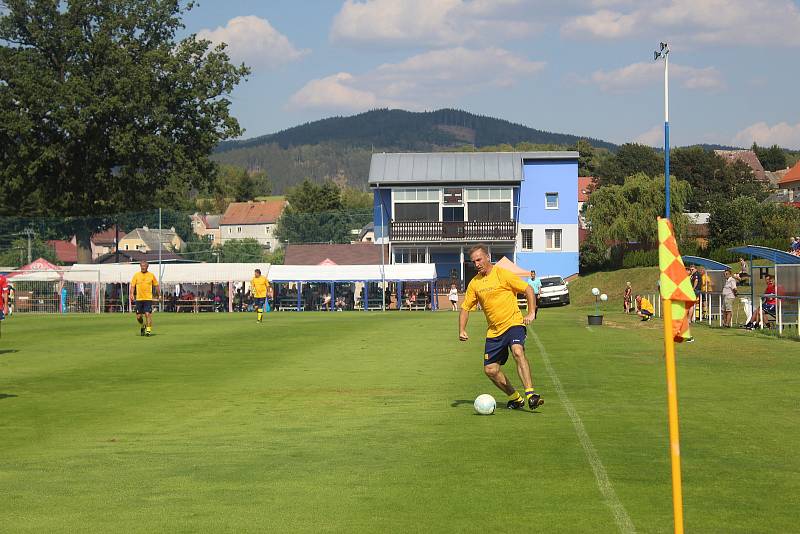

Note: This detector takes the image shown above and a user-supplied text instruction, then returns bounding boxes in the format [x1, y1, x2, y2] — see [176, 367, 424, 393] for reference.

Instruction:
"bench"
[277, 297, 304, 311]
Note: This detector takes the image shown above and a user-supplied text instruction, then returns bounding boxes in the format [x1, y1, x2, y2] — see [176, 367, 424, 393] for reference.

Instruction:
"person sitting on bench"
[745, 274, 778, 330]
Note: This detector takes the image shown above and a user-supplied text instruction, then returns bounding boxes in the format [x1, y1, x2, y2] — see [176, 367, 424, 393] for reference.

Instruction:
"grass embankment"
[1, 310, 798, 532]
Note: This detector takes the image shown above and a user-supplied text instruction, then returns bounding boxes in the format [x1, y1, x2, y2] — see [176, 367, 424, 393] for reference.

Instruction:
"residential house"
[220, 200, 287, 250]
[46, 225, 125, 263]
[578, 176, 596, 244]
[714, 149, 768, 183]
[190, 213, 222, 244]
[685, 212, 711, 247]
[369, 151, 579, 284]
[777, 160, 800, 205]
[118, 227, 186, 253]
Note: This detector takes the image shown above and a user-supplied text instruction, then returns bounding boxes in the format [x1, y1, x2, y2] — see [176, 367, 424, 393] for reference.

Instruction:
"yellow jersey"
[131, 271, 158, 301]
[462, 266, 528, 338]
[640, 297, 655, 314]
[251, 276, 270, 298]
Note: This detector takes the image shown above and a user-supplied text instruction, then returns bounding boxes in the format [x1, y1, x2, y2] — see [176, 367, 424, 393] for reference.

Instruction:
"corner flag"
[658, 217, 694, 342]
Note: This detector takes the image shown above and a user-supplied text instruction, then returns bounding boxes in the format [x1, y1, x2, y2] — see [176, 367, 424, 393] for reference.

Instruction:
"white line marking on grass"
[530, 331, 636, 534]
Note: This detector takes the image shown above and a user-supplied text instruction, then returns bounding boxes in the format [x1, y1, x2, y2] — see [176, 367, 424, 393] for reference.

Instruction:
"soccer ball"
[474, 394, 496, 415]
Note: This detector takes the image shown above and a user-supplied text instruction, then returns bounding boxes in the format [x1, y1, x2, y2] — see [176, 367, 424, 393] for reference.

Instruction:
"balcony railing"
[390, 220, 517, 242]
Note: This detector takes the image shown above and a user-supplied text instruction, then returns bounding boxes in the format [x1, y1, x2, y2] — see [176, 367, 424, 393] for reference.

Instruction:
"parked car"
[537, 275, 570, 307]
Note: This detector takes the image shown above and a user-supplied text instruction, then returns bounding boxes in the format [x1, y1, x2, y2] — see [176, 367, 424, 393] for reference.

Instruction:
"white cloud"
[588, 61, 725, 93]
[330, 0, 537, 47]
[288, 47, 545, 111]
[634, 125, 664, 147]
[733, 121, 800, 149]
[197, 16, 309, 69]
[561, 9, 639, 39]
[562, 0, 800, 46]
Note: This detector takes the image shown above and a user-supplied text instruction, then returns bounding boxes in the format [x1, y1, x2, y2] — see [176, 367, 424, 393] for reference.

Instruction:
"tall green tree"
[596, 143, 664, 186]
[221, 238, 264, 263]
[0, 0, 249, 262]
[752, 143, 788, 172]
[583, 173, 691, 248]
[0, 236, 59, 267]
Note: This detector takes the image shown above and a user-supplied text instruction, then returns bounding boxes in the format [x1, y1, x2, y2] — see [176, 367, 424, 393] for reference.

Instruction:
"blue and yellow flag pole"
[656, 40, 684, 534]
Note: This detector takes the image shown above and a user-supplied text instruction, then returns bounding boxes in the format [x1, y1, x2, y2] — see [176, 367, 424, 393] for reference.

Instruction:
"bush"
[621, 249, 659, 269]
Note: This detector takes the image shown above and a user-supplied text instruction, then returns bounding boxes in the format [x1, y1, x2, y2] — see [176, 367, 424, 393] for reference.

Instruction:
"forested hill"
[212, 109, 618, 193]
[216, 108, 617, 153]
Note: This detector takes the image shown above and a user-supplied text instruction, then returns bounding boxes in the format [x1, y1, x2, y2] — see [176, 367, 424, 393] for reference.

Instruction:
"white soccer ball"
[474, 394, 496, 415]
[591, 287, 600, 296]
[600, 293, 608, 301]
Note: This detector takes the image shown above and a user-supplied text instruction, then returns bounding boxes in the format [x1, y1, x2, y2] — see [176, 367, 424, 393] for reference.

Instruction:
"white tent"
[68, 263, 269, 284]
[267, 263, 436, 282]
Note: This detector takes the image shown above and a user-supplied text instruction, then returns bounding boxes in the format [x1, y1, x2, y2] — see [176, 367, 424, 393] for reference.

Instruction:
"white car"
[537, 275, 570, 307]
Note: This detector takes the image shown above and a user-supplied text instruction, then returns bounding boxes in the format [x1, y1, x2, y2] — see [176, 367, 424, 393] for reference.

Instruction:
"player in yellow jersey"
[250, 268, 272, 323]
[459, 245, 544, 411]
[130, 261, 159, 336]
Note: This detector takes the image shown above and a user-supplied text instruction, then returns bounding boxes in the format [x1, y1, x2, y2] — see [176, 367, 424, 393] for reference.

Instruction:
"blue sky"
[181, 0, 800, 149]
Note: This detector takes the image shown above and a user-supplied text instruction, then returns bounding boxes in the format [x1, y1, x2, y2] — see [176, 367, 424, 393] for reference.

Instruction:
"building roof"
[578, 177, 596, 202]
[121, 227, 181, 251]
[193, 213, 222, 229]
[221, 201, 287, 225]
[777, 161, 800, 185]
[368, 151, 579, 185]
[47, 240, 78, 264]
[92, 226, 124, 246]
[714, 150, 767, 182]
[284, 243, 389, 265]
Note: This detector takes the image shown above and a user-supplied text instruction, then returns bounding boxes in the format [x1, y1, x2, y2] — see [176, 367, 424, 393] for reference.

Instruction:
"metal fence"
[8, 270, 102, 314]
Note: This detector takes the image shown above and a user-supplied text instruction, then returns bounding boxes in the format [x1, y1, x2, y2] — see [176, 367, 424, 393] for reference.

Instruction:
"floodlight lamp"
[660, 42, 667, 51]
[654, 50, 660, 61]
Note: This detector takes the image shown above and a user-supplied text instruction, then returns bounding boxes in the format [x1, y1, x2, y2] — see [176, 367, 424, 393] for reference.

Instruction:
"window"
[237, 226, 242, 233]
[521, 229, 533, 250]
[465, 188, 512, 201]
[545, 192, 559, 209]
[468, 202, 511, 221]
[395, 203, 439, 221]
[394, 189, 440, 201]
[442, 206, 464, 222]
[394, 248, 426, 263]
[545, 229, 562, 251]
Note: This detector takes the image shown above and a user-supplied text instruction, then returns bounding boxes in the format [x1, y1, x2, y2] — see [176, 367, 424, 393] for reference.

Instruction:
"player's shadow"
[451, 399, 473, 407]
[0, 349, 19, 356]
[0, 393, 18, 400]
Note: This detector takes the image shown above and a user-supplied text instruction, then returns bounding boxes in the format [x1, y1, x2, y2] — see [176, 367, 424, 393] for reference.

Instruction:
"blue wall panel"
[519, 160, 578, 225]
[373, 189, 392, 239]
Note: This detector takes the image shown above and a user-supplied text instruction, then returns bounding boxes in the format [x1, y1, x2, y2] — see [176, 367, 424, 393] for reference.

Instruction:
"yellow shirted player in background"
[251, 268, 272, 323]
[131, 261, 159, 336]
[458, 244, 544, 411]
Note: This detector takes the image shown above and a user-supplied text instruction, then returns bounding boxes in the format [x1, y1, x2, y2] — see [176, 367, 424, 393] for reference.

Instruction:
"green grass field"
[1, 307, 798, 533]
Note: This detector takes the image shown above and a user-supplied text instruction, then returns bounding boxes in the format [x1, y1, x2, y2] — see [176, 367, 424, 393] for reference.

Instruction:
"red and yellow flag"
[658, 217, 695, 342]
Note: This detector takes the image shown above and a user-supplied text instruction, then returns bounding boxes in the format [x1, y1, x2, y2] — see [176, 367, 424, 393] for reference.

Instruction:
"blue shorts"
[762, 303, 776, 316]
[135, 300, 153, 314]
[483, 325, 526, 366]
[253, 297, 266, 309]
[640, 309, 653, 317]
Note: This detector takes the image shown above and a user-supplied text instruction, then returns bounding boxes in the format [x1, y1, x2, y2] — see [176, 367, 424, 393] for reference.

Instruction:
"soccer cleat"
[140, 326, 145, 336]
[527, 393, 544, 410]
[145, 330, 151, 337]
[506, 397, 525, 410]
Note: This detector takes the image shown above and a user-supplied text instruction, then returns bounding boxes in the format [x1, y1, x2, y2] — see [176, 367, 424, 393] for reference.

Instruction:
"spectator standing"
[722, 269, 737, 327]
[448, 284, 459, 311]
[689, 266, 702, 322]
[526, 270, 542, 318]
[623, 282, 632, 314]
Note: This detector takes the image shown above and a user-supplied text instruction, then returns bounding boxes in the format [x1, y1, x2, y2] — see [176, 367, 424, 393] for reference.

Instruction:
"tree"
[0, 1, 250, 262]
[183, 235, 216, 263]
[285, 179, 342, 213]
[583, 173, 691, 248]
[752, 143, 788, 172]
[596, 143, 664, 186]
[708, 197, 800, 249]
[221, 238, 264, 263]
[0, 236, 59, 267]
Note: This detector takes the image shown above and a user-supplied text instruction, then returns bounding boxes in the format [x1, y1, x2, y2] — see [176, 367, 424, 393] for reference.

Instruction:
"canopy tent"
[6, 258, 63, 281]
[267, 264, 436, 283]
[267, 263, 438, 311]
[681, 256, 730, 271]
[68, 263, 269, 283]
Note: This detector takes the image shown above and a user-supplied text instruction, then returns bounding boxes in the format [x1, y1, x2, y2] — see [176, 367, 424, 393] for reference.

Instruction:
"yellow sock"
[257, 309, 263, 321]
[508, 391, 522, 402]
[525, 388, 535, 399]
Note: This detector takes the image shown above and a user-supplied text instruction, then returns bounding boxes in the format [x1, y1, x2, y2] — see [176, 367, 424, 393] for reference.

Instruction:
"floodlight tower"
[654, 42, 670, 218]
